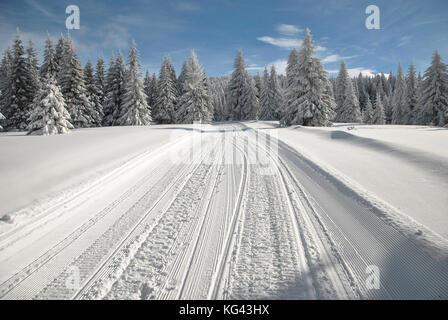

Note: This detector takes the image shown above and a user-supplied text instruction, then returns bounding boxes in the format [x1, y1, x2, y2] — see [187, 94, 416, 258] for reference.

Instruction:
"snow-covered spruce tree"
[40, 33, 58, 79]
[5, 29, 36, 130]
[176, 51, 212, 123]
[372, 91, 386, 124]
[334, 60, 350, 121]
[283, 29, 335, 126]
[226, 50, 250, 120]
[26, 40, 40, 98]
[54, 34, 65, 83]
[177, 60, 189, 97]
[118, 41, 151, 126]
[0, 109, 4, 130]
[363, 96, 374, 124]
[406, 62, 419, 124]
[254, 72, 262, 100]
[28, 76, 73, 135]
[241, 76, 259, 120]
[269, 65, 283, 120]
[208, 77, 228, 121]
[148, 73, 158, 110]
[416, 50, 448, 126]
[339, 79, 362, 123]
[154, 56, 178, 123]
[95, 57, 106, 107]
[258, 66, 276, 120]
[143, 70, 152, 106]
[84, 60, 103, 126]
[0, 47, 13, 125]
[282, 48, 300, 126]
[103, 53, 127, 126]
[59, 33, 98, 128]
[392, 63, 409, 124]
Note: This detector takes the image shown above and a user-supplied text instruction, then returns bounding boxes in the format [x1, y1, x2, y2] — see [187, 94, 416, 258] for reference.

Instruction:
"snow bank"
[247, 122, 448, 239]
[0, 125, 192, 220]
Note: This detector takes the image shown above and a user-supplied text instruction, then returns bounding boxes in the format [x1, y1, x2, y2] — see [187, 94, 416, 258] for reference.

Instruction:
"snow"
[1, 122, 447, 300]
[248, 121, 448, 239]
[0, 125, 190, 224]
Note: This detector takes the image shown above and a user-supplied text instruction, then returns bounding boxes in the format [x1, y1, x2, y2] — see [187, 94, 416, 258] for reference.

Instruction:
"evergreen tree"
[40, 33, 58, 79]
[95, 56, 106, 107]
[28, 76, 73, 135]
[178, 60, 189, 96]
[392, 63, 409, 124]
[363, 96, 374, 124]
[241, 75, 259, 120]
[0, 47, 13, 127]
[406, 62, 419, 125]
[59, 33, 98, 128]
[340, 79, 362, 123]
[154, 56, 178, 123]
[84, 59, 103, 126]
[5, 29, 35, 130]
[226, 50, 249, 120]
[118, 41, 151, 126]
[176, 50, 212, 123]
[254, 72, 262, 100]
[416, 50, 448, 126]
[372, 91, 386, 124]
[282, 29, 335, 126]
[54, 34, 65, 82]
[143, 70, 152, 106]
[149, 73, 158, 109]
[335, 60, 350, 121]
[26, 40, 40, 98]
[269, 65, 283, 120]
[258, 66, 275, 120]
[103, 53, 127, 125]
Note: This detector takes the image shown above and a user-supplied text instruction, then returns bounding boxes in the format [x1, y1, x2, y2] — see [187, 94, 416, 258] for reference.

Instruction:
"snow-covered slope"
[248, 122, 448, 239]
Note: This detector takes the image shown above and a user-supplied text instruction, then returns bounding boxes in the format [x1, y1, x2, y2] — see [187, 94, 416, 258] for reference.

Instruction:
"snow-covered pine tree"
[26, 40, 40, 98]
[84, 59, 103, 126]
[416, 50, 448, 126]
[208, 77, 228, 121]
[406, 62, 419, 124]
[335, 60, 350, 121]
[118, 41, 151, 126]
[283, 29, 335, 126]
[391, 63, 409, 124]
[143, 70, 152, 106]
[28, 76, 73, 135]
[5, 29, 36, 130]
[269, 65, 283, 120]
[148, 73, 158, 110]
[54, 34, 65, 83]
[40, 33, 58, 79]
[282, 48, 300, 126]
[0, 109, 4, 130]
[241, 75, 259, 120]
[103, 53, 127, 125]
[0, 47, 13, 126]
[363, 96, 374, 124]
[177, 60, 189, 96]
[226, 50, 250, 121]
[95, 57, 106, 107]
[59, 33, 98, 128]
[154, 56, 178, 123]
[176, 50, 212, 123]
[339, 79, 362, 123]
[254, 72, 262, 100]
[372, 91, 385, 124]
[258, 66, 275, 120]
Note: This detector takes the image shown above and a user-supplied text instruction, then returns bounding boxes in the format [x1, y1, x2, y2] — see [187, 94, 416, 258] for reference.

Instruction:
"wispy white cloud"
[327, 67, 377, 77]
[257, 36, 302, 49]
[322, 54, 356, 64]
[24, 0, 57, 19]
[397, 35, 412, 48]
[276, 24, 303, 36]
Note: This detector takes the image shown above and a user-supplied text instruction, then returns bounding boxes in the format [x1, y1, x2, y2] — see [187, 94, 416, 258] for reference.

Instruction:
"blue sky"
[0, 0, 447, 77]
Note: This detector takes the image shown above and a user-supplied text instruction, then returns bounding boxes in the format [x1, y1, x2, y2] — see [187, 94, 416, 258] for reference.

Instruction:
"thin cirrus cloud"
[322, 54, 357, 64]
[327, 67, 377, 77]
[276, 24, 303, 36]
[257, 36, 326, 51]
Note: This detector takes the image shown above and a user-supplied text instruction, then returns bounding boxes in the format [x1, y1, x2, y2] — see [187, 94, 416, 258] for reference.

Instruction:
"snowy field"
[0, 122, 447, 299]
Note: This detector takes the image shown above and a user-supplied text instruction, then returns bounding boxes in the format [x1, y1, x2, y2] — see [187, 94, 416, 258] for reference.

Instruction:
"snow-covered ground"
[0, 122, 447, 300]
